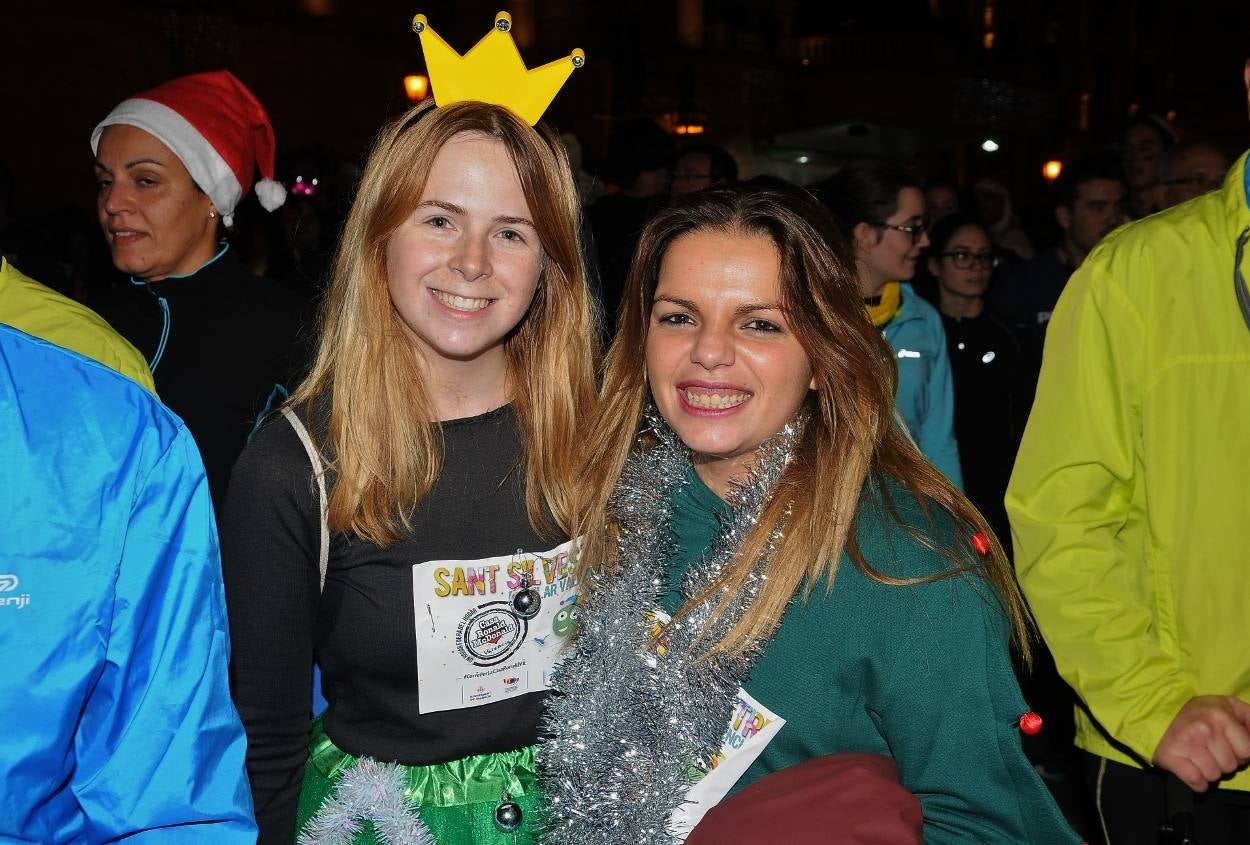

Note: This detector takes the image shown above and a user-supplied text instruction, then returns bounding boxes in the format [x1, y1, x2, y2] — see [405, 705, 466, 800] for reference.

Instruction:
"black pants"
[1084, 752, 1250, 844]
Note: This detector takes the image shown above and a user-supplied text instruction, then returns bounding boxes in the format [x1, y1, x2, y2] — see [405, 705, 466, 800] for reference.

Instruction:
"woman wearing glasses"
[927, 214, 1027, 547]
[820, 161, 963, 487]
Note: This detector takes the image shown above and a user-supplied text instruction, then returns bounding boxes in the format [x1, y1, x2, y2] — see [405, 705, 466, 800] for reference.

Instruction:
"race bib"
[412, 540, 579, 714]
[646, 611, 787, 839]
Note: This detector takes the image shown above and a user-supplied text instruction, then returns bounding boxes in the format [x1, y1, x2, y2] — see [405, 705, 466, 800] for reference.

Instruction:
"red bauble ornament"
[1019, 711, 1044, 735]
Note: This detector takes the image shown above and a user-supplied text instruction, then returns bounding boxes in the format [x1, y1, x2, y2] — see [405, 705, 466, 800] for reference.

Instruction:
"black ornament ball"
[494, 800, 522, 832]
[511, 588, 540, 619]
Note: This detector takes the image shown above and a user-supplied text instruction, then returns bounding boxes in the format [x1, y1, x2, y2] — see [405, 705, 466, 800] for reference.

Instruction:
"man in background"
[1121, 112, 1176, 219]
[1159, 139, 1231, 209]
[671, 142, 739, 195]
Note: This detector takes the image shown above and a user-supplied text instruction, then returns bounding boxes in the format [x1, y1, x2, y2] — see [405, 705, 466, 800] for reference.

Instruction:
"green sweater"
[664, 469, 1079, 844]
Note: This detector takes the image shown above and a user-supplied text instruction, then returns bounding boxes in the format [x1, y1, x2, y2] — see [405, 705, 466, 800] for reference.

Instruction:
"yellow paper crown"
[412, 11, 584, 126]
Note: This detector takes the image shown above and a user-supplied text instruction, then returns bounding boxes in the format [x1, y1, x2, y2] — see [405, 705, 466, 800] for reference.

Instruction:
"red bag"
[685, 753, 923, 845]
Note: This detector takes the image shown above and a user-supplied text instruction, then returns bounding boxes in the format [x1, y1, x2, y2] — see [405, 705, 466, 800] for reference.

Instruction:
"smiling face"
[854, 186, 928, 294]
[552, 604, 581, 637]
[385, 133, 544, 383]
[94, 124, 219, 281]
[646, 229, 814, 495]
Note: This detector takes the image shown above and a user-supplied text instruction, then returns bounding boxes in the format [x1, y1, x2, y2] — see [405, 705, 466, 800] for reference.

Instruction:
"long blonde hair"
[577, 184, 1032, 662]
[291, 101, 598, 545]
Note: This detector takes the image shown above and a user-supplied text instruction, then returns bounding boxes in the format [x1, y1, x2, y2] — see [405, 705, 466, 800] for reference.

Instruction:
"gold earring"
[209, 210, 217, 219]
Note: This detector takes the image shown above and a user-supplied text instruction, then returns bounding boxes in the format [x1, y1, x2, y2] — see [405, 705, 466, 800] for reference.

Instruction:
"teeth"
[683, 389, 750, 409]
[434, 290, 491, 312]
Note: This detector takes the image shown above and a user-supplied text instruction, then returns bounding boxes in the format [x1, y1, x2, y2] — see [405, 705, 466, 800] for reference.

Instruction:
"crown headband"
[412, 10, 584, 126]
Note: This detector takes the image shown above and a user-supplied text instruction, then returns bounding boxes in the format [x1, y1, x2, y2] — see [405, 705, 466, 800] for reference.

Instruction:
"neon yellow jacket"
[0, 259, 154, 391]
[1007, 152, 1250, 789]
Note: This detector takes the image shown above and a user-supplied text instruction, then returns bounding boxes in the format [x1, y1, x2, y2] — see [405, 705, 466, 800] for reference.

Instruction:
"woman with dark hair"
[541, 184, 1079, 844]
[91, 71, 309, 508]
[927, 213, 1027, 546]
[819, 160, 963, 487]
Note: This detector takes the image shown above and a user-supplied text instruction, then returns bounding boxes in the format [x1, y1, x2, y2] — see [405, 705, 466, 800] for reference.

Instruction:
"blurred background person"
[928, 211, 1083, 810]
[821, 159, 963, 487]
[993, 153, 1126, 400]
[670, 141, 739, 195]
[927, 213, 1024, 545]
[1121, 112, 1177, 219]
[972, 176, 1035, 263]
[560, 131, 604, 206]
[588, 118, 673, 329]
[923, 178, 961, 229]
[1159, 139, 1231, 209]
[911, 177, 964, 306]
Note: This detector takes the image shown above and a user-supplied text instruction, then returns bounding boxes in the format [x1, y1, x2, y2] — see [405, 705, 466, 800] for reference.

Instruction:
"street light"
[404, 74, 430, 102]
[1043, 160, 1063, 181]
[981, 138, 1000, 153]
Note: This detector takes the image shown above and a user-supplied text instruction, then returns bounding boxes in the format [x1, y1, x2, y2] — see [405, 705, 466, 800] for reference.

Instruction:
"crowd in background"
[1, 58, 1247, 843]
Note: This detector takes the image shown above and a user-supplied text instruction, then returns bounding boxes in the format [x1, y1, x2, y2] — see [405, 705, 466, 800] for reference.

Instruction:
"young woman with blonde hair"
[541, 184, 1079, 844]
[221, 99, 597, 845]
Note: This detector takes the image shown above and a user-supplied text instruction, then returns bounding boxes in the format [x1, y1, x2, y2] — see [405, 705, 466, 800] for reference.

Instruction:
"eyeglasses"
[1162, 175, 1224, 192]
[872, 220, 926, 244]
[938, 250, 1000, 270]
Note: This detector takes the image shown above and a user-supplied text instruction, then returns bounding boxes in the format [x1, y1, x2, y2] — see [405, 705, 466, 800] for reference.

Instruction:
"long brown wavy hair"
[290, 101, 599, 545]
[577, 183, 1032, 661]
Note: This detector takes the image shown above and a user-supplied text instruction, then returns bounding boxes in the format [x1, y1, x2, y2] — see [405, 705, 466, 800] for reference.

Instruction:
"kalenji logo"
[0, 573, 31, 610]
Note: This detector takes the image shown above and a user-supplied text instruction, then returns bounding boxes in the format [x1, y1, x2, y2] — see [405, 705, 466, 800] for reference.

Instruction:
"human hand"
[1153, 695, 1250, 792]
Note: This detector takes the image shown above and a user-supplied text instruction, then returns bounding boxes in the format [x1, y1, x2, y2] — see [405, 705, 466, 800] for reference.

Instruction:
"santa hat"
[90, 70, 286, 228]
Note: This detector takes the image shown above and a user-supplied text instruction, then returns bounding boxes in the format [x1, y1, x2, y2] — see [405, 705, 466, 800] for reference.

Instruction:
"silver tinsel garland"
[298, 757, 436, 845]
[539, 408, 803, 845]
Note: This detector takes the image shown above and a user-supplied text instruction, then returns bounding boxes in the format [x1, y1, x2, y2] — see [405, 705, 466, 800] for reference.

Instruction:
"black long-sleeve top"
[220, 402, 567, 843]
[95, 246, 311, 507]
[939, 309, 1029, 546]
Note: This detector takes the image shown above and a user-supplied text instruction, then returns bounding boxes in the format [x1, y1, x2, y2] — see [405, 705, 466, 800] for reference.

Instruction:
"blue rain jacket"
[0, 325, 255, 841]
[882, 283, 964, 488]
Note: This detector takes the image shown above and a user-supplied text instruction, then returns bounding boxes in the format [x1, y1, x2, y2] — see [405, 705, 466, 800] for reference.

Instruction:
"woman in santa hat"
[91, 70, 309, 508]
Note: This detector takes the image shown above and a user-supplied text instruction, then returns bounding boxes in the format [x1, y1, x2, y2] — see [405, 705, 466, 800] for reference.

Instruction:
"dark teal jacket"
[666, 470, 1078, 844]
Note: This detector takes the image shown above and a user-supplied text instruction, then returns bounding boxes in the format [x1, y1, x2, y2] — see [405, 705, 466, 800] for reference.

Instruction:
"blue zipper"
[130, 245, 228, 374]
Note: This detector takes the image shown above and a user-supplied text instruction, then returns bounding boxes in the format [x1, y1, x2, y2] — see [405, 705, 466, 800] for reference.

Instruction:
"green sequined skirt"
[296, 719, 543, 845]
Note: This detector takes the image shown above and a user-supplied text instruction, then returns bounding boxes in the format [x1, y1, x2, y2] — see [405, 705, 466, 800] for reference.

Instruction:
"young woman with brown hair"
[541, 184, 1078, 844]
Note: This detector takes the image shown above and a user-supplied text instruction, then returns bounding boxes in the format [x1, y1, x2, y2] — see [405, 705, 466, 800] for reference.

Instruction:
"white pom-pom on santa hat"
[255, 178, 287, 212]
[91, 70, 286, 227]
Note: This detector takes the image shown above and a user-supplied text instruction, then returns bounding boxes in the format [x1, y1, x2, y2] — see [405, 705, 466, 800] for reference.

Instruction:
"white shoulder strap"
[281, 407, 329, 592]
